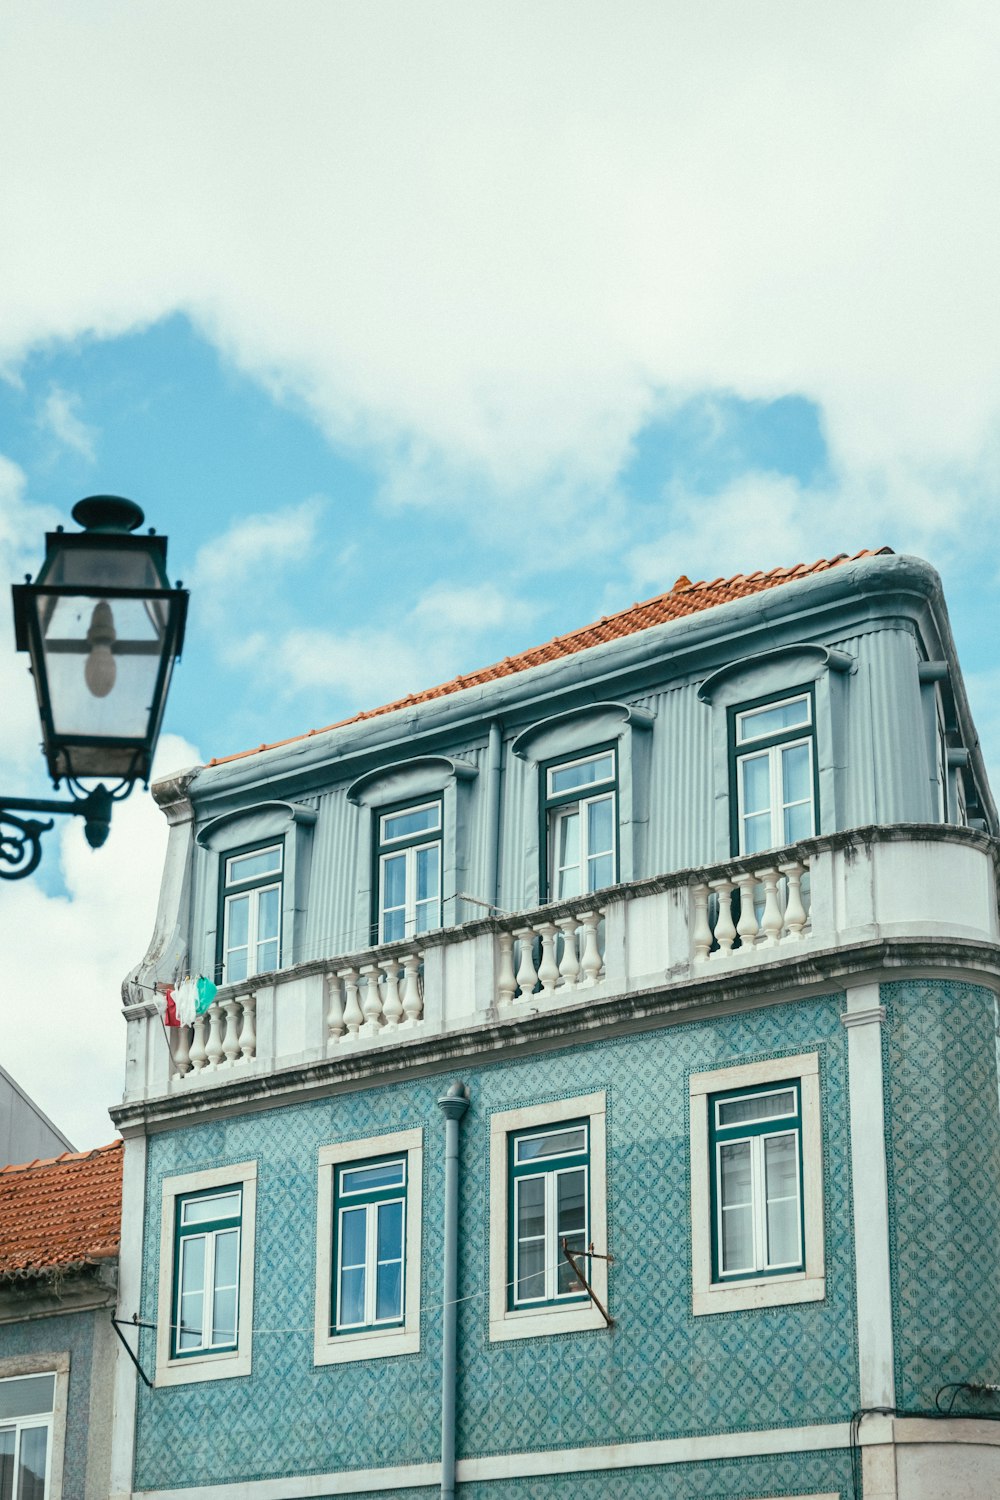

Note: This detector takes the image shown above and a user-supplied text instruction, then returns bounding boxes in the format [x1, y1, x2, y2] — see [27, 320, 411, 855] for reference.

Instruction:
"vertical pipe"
[437, 1081, 470, 1500]
[485, 721, 502, 909]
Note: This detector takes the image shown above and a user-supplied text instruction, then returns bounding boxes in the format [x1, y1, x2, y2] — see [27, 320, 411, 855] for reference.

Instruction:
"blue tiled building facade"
[111, 553, 1000, 1499]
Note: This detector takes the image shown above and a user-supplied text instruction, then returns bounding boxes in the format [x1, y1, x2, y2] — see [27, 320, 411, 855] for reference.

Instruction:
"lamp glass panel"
[33, 592, 168, 740]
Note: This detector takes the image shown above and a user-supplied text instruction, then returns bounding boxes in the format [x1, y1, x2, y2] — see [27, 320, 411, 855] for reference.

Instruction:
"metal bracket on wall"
[562, 1238, 615, 1328]
[111, 1312, 156, 1389]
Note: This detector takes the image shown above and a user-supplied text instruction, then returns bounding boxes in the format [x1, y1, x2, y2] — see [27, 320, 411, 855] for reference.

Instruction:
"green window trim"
[538, 743, 619, 903]
[507, 1119, 590, 1310]
[171, 1185, 243, 1359]
[371, 794, 444, 945]
[727, 685, 819, 857]
[708, 1079, 804, 1283]
[331, 1153, 408, 1335]
[215, 836, 284, 986]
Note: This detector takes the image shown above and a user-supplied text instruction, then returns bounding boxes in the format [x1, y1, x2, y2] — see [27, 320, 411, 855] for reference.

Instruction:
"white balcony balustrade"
[123, 826, 999, 1107]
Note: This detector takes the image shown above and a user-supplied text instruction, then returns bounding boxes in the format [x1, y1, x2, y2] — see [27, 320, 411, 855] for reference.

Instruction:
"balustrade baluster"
[189, 1015, 209, 1072]
[382, 958, 403, 1029]
[708, 878, 736, 955]
[400, 953, 423, 1026]
[239, 994, 257, 1061]
[339, 967, 363, 1041]
[760, 869, 783, 944]
[556, 915, 581, 987]
[692, 884, 713, 961]
[513, 926, 538, 998]
[359, 963, 384, 1037]
[497, 931, 517, 1006]
[205, 1003, 226, 1068]
[537, 922, 559, 997]
[735, 872, 760, 948]
[579, 910, 603, 984]
[326, 970, 345, 1049]
[222, 998, 242, 1064]
[779, 860, 809, 938]
[172, 1024, 192, 1077]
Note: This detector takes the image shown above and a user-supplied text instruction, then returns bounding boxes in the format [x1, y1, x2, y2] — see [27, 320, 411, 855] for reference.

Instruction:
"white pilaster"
[842, 981, 896, 1412]
[110, 1131, 148, 1500]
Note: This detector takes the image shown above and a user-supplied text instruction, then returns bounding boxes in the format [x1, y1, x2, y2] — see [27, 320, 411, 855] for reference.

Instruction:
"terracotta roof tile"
[206, 548, 892, 769]
[0, 1140, 122, 1279]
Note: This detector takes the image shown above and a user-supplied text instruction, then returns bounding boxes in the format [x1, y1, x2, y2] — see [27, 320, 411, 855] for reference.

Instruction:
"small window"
[731, 692, 816, 854]
[0, 1373, 54, 1499]
[541, 748, 617, 901]
[710, 1084, 803, 1281]
[219, 842, 282, 983]
[509, 1122, 589, 1307]
[375, 799, 442, 943]
[315, 1130, 423, 1366]
[334, 1156, 407, 1333]
[173, 1187, 243, 1357]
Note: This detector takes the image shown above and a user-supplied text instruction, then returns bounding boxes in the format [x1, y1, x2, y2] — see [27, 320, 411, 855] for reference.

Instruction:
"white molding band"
[843, 981, 895, 1408]
[110, 1133, 147, 1499]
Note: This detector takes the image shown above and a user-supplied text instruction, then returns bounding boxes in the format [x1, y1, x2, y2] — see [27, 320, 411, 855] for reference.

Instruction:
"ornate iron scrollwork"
[0, 809, 54, 881]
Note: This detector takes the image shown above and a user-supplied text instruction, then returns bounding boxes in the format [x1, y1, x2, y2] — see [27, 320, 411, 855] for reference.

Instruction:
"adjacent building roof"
[0, 1139, 122, 1281]
[207, 547, 893, 769]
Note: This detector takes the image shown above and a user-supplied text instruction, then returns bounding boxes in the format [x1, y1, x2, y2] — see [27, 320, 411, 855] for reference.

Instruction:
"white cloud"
[0, 2, 999, 519]
[0, 733, 202, 1152]
[189, 495, 326, 594]
[38, 384, 97, 461]
[0, 458, 62, 781]
[410, 583, 528, 634]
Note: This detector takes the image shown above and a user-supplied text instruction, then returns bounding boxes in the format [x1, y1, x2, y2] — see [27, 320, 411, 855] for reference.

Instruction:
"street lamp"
[2, 496, 188, 880]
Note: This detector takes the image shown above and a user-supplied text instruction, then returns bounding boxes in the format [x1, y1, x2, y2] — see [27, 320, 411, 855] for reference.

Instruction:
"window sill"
[314, 1323, 420, 1366]
[488, 1302, 608, 1343]
[155, 1346, 252, 1387]
[692, 1270, 826, 1316]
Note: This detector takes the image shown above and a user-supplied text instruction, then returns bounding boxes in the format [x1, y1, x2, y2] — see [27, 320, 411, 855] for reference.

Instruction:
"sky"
[1, 1, 999, 1149]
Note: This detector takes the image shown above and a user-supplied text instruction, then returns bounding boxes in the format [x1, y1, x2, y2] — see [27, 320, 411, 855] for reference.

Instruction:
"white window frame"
[334, 1158, 407, 1331]
[489, 1093, 607, 1343]
[690, 1054, 824, 1315]
[0, 1358, 68, 1500]
[377, 802, 442, 943]
[713, 1088, 802, 1278]
[173, 1190, 243, 1357]
[545, 750, 618, 901]
[734, 694, 815, 854]
[156, 1161, 257, 1388]
[315, 1129, 423, 1366]
[221, 844, 283, 984]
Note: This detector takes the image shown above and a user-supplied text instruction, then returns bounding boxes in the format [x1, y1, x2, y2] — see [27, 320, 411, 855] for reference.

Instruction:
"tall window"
[731, 692, 816, 854]
[710, 1082, 803, 1281]
[333, 1156, 407, 1333]
[542, 748, 617, 901]
[0, 1374, 53, 1500]
[376, 800, 442, 943]
[509, 1120, 589, 1308]
[220, 843, 282, 983]
[172, 1186, 243, 1357]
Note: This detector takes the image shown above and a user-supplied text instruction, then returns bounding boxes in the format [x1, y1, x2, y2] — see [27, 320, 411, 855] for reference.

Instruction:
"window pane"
[226, 948, 248, 984]
[516, 1235, 545, 1302]
[182, 1191, 241, 1225]
[717, 1090, 796, 1128]
[381, 804, 441, 842]
[213, 1228, 239, 1289]
[416, 844, 439, 903]
[178, 1236, 206, 1348]
[382, 854, 406, 911]
[737, 698, 810, 743]
[212, 1284, 238, 1346]
[557, 1230, 587, 1295]
[15, 1426, 47, 1500]
[257, 885, 280, 941]
[586, 851, 614, 892]
[515, 1127, 587, 1162]
[587, 796, 614, 855]
[377, 1200, 403, 1263]
[516, 1176, 545, 1242]
[740, 754, 771, 816]
[719, 1141, 754, 1272]
[180, 1236, 206, 1293]
[765, 1135, 800, 1266]
[741, 812, 772, 855]
[554, 810, 580, 898]
[340, 1207, 367, 1268]
[784, 798, 813, 844]
[341, 1160, 405, 1195]
[376, 1259, 403, 1322]
[549, 753, 614, 795]
[382, 908, 405, 943]
[0, 1377, 54, 1421]
[339, 1265, 365, 1326]
[178, 1289, 204, 1349]
[414, 897, 439, 935]
[781, 742, 811, 802]
[557, 1169, 586, 1236]
[227, 846, 281, 884]
[0, 1429, 14, 1500]
[255, 938, 279, 974]
[226, 894, 249, 950]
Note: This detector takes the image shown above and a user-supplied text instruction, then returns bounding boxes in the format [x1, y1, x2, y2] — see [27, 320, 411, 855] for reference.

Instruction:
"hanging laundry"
[164, 976, 218, 1028]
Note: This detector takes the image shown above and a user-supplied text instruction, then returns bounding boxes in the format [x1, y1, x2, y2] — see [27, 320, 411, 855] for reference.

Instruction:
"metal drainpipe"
[437, 1081, 470, 1500]
[485, 721, 502, 909]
